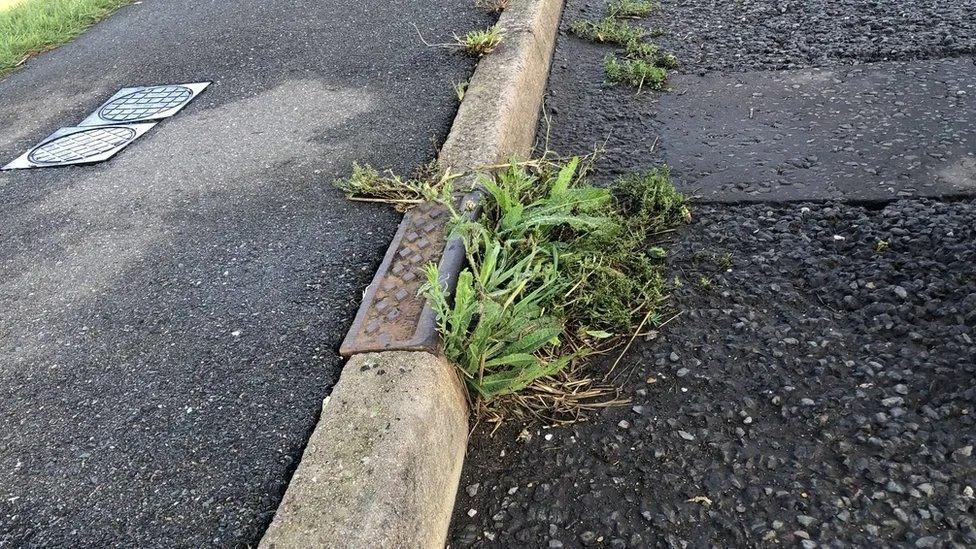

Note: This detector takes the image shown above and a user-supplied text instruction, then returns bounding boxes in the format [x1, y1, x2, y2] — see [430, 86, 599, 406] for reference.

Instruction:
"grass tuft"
[333, 162, 450, 211]
[1, 0, 130, 77]
[454, 80, 468, 102]
[569, 17, 646, 46]
[607, 0, 658, 18]
[571, 15, 678, 90]
[423, 155, 689, 403]
[604, 55, 669, 90]
[455, 24, 503, 56]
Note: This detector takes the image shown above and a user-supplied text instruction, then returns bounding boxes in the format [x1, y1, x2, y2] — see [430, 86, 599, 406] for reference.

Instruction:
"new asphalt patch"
[542, 0, 976, 201]
[450, 0, 976, 546]
[451, 199, 976, 547]
[546, 57, 976, 201]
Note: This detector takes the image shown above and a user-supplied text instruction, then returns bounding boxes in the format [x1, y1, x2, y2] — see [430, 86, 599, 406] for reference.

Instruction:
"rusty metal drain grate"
[339, 188, 482, 356]
[2, 123, 155, 170]
[339, 201, 450, 355]
[79, 82, 210, 126]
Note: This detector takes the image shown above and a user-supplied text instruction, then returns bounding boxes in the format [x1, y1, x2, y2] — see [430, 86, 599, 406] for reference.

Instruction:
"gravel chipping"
[450, 199, 976, 547]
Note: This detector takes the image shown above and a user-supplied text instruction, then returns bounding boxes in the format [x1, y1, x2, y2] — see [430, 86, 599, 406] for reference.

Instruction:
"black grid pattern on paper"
[28, 127, 137, 165]
[98, 86, 193, 122]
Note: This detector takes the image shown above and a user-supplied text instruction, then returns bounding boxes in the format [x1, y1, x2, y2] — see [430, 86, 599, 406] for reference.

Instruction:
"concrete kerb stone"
[439, 0, 565, 170]
[260, 351, 468, 548]
[260, 0, 565, 545]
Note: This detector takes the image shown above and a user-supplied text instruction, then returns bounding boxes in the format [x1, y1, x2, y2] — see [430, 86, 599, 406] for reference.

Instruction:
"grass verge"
[422, 155, 690, 414]
[1, 0, 129, 77]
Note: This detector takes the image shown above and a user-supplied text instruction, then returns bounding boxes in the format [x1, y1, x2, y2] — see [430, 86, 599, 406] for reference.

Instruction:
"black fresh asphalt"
[540, 0, 976, 202]
[550, 57, 976, 202]
[451, 0, 976, 546]
[0, 0, 491, 545]
[453, 199, 976, 548]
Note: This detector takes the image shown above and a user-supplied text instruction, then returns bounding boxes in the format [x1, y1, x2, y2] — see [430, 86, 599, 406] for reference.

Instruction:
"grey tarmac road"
[0, 0, 491, 546]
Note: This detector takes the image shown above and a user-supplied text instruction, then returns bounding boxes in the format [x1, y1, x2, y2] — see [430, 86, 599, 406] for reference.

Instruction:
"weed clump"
[624, 38, 677, 67]
[475, 0, 510, 12]
[454, 80, 468, 102]
[569, 17, 646, 46]
[656, 51, 678, 69]
[333, 162, 448, 211]
[604, 55, 668, 90]
[623, 39, 659, 59]
[570, 7, 678, 91]
[613, 167, 692, 231]
[456, 25, 504, 56]
[608, 0, 658, 18]
[423, 156, 689, 403]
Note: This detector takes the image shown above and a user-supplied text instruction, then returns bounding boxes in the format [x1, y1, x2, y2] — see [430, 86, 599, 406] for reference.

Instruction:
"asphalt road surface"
[451, 0, 976, 546]
[539, 0, 976, 201]
[0, 0, 490, 545]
